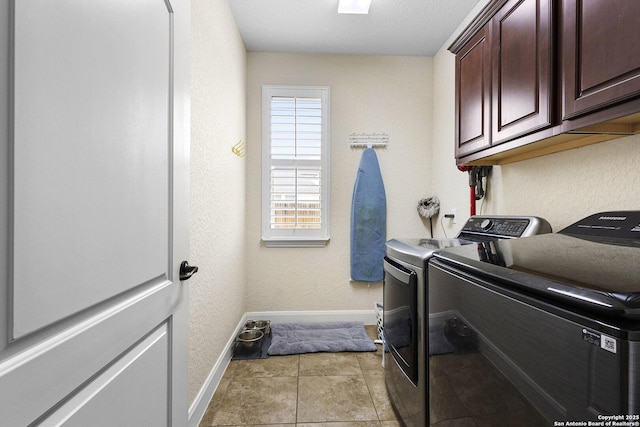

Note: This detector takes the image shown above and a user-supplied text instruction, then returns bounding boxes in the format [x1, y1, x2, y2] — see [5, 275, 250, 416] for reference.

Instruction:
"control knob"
[480, 219, 494, 231]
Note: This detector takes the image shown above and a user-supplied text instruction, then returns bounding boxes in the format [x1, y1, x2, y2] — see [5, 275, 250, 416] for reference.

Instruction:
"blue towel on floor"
[350, 148, 386, 282]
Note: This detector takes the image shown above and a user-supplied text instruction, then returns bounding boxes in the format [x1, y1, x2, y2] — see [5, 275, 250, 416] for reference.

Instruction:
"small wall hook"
[232, 140, 246, 157]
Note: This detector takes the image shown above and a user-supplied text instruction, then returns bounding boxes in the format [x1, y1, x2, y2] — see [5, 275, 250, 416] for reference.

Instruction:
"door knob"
[179, 261, 199, 281]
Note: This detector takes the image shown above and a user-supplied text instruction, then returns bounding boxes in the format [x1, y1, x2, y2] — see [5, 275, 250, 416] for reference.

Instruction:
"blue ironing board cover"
[350, 148, 386, 282]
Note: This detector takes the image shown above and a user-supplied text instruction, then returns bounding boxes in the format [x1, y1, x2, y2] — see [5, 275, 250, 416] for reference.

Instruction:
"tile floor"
[199, 325, 402, 427]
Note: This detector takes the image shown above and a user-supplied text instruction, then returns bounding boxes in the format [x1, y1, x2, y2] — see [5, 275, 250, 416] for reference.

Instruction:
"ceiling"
[228, 0, 482, 57]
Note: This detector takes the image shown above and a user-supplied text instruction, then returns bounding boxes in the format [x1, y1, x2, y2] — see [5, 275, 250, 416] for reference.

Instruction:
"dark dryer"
[383, 216, 551, 426]
[429, 211, 640, 425]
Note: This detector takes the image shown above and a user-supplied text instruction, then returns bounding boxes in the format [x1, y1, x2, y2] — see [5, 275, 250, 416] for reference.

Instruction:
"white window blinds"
[262, 86, 330, 246]
[270, 96, 322, 161]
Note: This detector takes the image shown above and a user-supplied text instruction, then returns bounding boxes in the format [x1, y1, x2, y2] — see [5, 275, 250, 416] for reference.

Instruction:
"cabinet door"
[492, 0, 553, 144]
[563, 0, 640, 119]
[455, 25, 492, 158]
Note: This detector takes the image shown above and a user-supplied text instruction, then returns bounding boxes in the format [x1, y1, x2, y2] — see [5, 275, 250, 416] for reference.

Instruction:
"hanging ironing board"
[350, 148, 386, 282]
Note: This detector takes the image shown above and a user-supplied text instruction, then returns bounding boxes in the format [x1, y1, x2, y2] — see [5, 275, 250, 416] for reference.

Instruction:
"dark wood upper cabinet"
[452, 0, 554, 160]
[455, 25, 492, 158]
[562, 0, 640, 119]
[450, 0, 640, 165]
[492, 0, 553, 143]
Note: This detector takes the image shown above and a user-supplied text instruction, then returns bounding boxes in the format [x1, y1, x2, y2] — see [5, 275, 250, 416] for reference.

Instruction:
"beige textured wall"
[431, 1, 640, 234]
[431, 46, 473, 237]
[495, 138, 640, 229]
[245, 53, 434, 312]
[189, 0, 247, 404]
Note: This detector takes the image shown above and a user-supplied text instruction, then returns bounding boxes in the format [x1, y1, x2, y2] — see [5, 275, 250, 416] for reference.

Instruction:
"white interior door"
[0, 0, 190, 425]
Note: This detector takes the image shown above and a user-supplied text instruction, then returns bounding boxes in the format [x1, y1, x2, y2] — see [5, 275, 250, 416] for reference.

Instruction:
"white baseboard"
[187, 309, 377, 427]
[187, 313, 248, 427]
[246, 309, 377, 325]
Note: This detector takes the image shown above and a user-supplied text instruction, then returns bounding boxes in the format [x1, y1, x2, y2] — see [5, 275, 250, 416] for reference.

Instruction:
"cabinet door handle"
[179, 261, 199, 281]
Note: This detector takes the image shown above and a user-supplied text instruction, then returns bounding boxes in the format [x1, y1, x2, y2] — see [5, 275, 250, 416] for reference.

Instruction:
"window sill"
[262, 238, 330, 248]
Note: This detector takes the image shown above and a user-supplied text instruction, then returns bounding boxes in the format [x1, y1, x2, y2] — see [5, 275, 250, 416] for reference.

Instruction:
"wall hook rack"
[349, 132, 389, 148]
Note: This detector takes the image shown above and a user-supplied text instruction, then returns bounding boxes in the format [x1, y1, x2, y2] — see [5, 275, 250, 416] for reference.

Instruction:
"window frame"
[261, 85, 331, 247]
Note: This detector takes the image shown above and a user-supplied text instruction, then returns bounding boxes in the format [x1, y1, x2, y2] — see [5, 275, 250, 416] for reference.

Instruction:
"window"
[262, 85, 330, 247]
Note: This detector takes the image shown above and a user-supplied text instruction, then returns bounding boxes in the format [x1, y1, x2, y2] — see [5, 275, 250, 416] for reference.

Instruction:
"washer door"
[383, 257, 418, 384]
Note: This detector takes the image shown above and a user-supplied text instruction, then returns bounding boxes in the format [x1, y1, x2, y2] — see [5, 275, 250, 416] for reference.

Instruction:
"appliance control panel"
[560, 211, 640, 240]
[459, 216, 552, 239]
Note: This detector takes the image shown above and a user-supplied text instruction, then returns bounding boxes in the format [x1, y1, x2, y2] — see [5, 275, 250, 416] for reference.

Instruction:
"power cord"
[477, 170, 490, 214]
[440, 216, 448, 238]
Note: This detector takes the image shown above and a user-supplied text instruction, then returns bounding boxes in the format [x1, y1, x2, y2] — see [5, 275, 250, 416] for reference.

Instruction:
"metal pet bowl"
[237, 329, 264, 348]
[244, 320, 269, 332]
